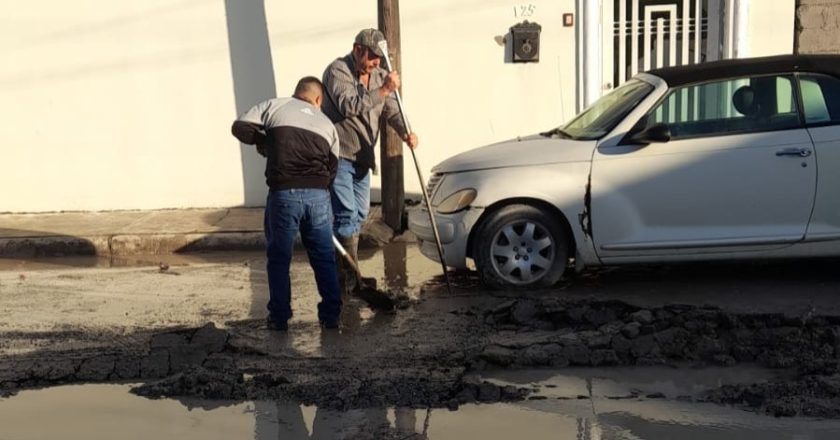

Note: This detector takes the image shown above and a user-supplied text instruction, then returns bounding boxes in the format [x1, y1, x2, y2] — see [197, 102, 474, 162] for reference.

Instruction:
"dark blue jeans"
[264, 189, 341, 324]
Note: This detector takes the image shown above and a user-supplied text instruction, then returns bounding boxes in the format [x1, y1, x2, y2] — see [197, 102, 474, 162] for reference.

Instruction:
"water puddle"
[3, 366, 840, 440]
[483, 365, 787, 399]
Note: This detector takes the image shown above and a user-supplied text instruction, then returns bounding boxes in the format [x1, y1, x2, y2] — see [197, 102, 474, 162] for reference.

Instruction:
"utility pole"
[378, 0, 405, 232]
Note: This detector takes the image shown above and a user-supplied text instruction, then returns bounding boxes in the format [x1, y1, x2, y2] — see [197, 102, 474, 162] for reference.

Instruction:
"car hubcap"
[489, 220, 555, 285]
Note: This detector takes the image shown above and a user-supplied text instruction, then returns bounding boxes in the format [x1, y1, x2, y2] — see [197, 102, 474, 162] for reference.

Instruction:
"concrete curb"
[0, 232, 266, 258]
[0, 222, 416, 258]
[0, 236, 109, 258]
[111, 232, 266, 256]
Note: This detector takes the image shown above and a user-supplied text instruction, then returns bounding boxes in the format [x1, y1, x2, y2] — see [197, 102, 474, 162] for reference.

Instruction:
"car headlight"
[435, 189, 477, 214]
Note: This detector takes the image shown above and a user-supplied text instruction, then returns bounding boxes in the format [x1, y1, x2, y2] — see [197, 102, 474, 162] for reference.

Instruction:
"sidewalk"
[0, 206, 406, 257]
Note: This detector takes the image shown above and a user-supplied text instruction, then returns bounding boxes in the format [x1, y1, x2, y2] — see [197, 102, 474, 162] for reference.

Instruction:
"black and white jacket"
[232, 97, 339, 191]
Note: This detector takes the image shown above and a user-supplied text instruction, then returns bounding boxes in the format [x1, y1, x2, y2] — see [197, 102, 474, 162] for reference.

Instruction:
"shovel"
[332, 235, 396, 310]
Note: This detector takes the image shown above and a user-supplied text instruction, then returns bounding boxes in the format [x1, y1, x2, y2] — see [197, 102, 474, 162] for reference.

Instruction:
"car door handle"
[775, 148, 812, 157]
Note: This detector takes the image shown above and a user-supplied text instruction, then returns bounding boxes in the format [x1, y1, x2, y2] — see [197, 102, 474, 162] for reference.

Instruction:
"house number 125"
[514, 4, 536, 17]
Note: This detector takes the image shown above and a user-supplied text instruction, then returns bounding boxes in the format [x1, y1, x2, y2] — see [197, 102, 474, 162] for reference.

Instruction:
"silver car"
[409, 54, 840, 288]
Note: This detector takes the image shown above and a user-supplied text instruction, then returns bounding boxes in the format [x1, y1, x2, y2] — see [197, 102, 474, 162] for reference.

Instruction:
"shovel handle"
[332, 235, 349, 257]
[332, 235, 365, 278]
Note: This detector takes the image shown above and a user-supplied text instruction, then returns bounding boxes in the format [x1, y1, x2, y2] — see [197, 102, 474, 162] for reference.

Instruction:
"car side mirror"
[629, 123, 671, 145]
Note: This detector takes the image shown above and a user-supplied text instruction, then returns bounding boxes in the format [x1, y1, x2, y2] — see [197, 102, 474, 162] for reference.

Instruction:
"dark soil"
[3, 295, 840, 417]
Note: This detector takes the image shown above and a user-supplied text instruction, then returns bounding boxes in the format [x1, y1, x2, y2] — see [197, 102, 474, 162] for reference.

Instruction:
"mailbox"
[510, 20, 541, 63]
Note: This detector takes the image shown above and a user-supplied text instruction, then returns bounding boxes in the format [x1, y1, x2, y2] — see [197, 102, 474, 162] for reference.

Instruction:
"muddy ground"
[2, 245, 840, 419]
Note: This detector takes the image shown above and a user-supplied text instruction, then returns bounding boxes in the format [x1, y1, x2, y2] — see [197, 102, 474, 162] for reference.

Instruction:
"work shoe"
[266, 318, 289, 331]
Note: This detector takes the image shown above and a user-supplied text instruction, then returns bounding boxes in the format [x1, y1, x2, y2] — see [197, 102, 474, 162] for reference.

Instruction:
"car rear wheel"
[474, 204, 568, 289]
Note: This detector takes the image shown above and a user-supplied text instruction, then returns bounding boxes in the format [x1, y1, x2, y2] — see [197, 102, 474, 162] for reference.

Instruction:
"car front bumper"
[407, 206, 483, 269]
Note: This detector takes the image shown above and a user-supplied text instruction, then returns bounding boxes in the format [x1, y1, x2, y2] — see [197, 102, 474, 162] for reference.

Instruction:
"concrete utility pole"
[378, 0, 405, 232]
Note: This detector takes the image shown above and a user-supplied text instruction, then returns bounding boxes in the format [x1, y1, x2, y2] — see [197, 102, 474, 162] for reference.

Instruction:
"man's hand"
[402, 132, 418, 150]
[380, 71, 401, 96]
[254, 132, 269, 157]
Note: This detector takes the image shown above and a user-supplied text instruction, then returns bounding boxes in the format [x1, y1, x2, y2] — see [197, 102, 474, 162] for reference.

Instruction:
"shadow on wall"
[224, 0, 276, 207]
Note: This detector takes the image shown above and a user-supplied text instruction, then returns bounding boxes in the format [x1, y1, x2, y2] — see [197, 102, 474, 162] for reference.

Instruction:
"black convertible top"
[646, 54, 840, 86]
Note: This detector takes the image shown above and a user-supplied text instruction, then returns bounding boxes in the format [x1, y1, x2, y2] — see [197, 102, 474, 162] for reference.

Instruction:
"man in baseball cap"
[354, 28, 386, 58]
[321, 29, 419, 296]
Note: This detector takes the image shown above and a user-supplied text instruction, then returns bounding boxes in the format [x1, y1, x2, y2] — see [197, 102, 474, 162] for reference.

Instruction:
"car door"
[590, 74, 817, 260]
[800, 73, 840, 243]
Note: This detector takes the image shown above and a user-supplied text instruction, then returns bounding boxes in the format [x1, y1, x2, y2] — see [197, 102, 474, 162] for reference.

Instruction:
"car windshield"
[557, 79, 654, 140]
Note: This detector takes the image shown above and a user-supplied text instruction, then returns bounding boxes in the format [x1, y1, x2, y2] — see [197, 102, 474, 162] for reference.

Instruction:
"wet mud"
[0, 310, 526, 410]
[483, 297, 840, 418]
[4, 247, 840, 418]
[4, 290, 840, 417]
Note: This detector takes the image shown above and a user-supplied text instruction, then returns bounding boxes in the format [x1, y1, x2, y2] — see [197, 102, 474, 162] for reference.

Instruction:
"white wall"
[1, 0, 250, 212]
[396, 0, 578, 197]
[0, 0, 578, 212]
[738, 0, 796, 57]
[5, 0, 793, 213]
[258, 0, 580, 201]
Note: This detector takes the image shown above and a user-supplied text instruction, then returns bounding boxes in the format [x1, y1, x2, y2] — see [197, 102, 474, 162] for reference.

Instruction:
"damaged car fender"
[413, 156, 600, 276]
[456, 162, 599, 266]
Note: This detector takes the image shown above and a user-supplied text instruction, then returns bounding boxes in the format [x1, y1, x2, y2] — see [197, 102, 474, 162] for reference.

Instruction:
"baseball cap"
[354, 28, 386, 57]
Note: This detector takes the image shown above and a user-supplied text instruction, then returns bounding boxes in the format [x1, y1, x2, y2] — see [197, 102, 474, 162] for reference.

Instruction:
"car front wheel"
[474, 204, 568, 289]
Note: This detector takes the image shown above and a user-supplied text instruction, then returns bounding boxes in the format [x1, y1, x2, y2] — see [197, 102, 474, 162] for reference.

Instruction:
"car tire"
[474, 204, 568, 289]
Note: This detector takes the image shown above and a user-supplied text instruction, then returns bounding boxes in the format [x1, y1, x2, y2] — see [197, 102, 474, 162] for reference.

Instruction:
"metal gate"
[602, 0, 737, 90]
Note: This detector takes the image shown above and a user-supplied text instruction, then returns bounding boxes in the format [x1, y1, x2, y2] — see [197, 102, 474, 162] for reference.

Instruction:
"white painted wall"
[738, 0, 795, 57]
[251, 0, 580, 203]
[1, 0, 248, 212]
[0, 0, 794, 213]
[0, 0, 577, 212]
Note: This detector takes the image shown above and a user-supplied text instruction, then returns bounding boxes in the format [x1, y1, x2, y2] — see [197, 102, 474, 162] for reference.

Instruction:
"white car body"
[409, 55, 840, 288]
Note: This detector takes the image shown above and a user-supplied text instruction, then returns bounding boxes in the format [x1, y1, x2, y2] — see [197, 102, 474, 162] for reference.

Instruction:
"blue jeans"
[264, 189, 341, 324]
[331, 159, 371, 238]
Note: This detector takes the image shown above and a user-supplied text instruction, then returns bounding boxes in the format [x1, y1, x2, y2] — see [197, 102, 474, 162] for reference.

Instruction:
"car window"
[562, 79, 654, 140]
[644, 75, 801, 140]
[799, 74, 840, 125]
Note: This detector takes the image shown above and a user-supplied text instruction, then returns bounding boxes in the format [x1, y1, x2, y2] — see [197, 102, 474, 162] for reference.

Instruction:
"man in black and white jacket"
[231, 76, 342, 331]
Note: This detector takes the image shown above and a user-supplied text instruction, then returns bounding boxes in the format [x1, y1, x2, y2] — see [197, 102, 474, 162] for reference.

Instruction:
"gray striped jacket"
[321, 54, 407, 172]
